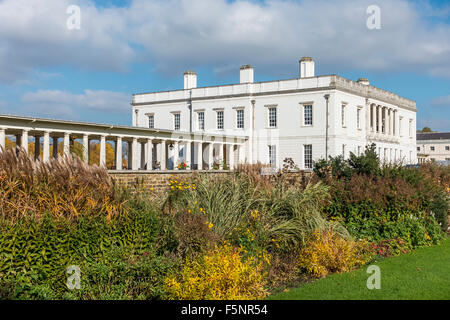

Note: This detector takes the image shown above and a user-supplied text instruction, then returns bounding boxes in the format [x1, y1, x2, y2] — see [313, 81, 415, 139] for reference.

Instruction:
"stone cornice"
[133, 75, 417, 113]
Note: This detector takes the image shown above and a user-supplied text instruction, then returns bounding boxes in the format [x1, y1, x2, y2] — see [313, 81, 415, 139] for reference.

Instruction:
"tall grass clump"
[163, 171, 348, 255]
[0, 148, 125, 222]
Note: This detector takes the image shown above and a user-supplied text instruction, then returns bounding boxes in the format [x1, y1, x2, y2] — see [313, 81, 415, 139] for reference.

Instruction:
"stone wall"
[109, 170, 232, 192]
[109, 170, 313, 194]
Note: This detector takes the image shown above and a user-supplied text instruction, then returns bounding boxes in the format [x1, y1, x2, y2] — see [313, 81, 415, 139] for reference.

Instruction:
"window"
[399, 117, 403, 136]
[304, 145, 312, 169]
[304, 105, 313, 126]
[341, 104, 346, 127]
[268, 145, 276, 167]
[148, 115, 154, 129]
[358, 146, 361, 156]
[236, 109, 244, 129]
[446, 146, 449, 151]
[342, 144, 346, 159]
[217, 110, 224, 130]
[268, 107, 277, 128]
[198, 112, 205, 130]
[417, 147, 420, 151]
[357, 108, 362, 129]
[430, 146, 435, 151]
[446, 158, 450, 161]
[174, 113, 180, 131]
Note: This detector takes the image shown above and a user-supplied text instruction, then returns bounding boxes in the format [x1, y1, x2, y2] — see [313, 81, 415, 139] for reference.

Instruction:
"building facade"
[132, 58, 418, 170]
[417, 132, 450, 164]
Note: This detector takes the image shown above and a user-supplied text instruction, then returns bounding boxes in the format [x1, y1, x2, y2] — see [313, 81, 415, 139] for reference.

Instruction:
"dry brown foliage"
[0, 147, 126, 223]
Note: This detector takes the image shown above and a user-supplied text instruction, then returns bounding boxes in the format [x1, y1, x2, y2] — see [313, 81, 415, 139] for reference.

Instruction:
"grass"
[268, 237, 450, 300]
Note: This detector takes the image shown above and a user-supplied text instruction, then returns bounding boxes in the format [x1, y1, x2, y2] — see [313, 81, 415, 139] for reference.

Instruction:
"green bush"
[431, 191, 449, 231]
[0, 202, 171, 300]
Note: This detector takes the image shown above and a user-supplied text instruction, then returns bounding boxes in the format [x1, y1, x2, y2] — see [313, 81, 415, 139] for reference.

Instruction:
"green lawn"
[269, 237, 450, 300]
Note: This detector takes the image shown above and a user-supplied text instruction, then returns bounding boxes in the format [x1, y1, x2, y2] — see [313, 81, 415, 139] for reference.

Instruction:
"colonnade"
[367, 103, 399, 137]
[0, 117, 247, 171]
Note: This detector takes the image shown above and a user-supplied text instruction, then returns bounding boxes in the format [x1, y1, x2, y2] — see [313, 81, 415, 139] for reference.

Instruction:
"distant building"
[417, 132, 450, 164]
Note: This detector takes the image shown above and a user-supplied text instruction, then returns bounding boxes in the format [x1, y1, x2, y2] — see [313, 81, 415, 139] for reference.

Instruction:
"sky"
[0, 0, 449, 130]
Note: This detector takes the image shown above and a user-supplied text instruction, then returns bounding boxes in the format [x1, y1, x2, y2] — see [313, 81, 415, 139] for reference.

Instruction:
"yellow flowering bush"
[298, 229, 373, 278]
[164, 244, 269, 300]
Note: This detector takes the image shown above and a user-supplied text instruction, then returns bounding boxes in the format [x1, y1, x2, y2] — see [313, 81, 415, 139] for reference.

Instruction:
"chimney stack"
[357, 78, 370, 85]
[240, 65, 254, 83]
[299, 57, 315, 78]
[184, 70, 197, 89]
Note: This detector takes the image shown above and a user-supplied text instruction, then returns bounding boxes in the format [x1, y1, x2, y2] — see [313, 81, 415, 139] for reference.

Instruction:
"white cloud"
[0, 0, 449, 83]
[123, 0, 450, 77]
[20, 89, 130, 118]
[431, 95, 450, 107]
[0, 0, 134, 83]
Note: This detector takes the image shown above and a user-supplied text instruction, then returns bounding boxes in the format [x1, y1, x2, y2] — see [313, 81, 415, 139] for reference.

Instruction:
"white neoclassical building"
[132, 57, 418, 169]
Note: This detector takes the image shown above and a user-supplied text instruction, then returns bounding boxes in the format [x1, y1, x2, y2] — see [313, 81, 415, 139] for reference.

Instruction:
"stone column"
[208, 143, 214, 169]
[63, 133, 70, 156]
[394, 110, 398, 136]
[218, 143, 224, 169]
[100, 135, 106, 167]
[238, 144, 244, 166]
[34, 136, 41, 160]
[52, 137, 59, 158]
[185, 141, 192, 170]
[377, 106, 382, 134]
[116, 136, 123, 170]
[195, 141, 203, 170]
[389, 109, 394, 136]
[160, 140, 166, 170]
[82, 134, 89, 163]
[366, 103, 370, 132]
[173, 141, 179, 170]
[132, 137, 138, 170]
[43, 131, 50, 162]
[371, 104, 375, 132]
[146, 139, 153, 171]
[0, 128, 5, 151]
[21, 130, 29, 153]
[227, 144, 235, 170]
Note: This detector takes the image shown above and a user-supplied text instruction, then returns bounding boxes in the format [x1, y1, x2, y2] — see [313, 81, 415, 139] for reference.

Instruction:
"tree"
[418, 127, 432, 133]
[348, 143, 380, 176]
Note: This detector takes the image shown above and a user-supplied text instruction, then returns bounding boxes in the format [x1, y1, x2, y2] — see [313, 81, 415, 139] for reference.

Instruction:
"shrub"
[370, 238, 411, 257]
[267, 251, 301, 288]
[74, 247, 179, 300]
[164, 244, 268, 300]
[431, 191, 449, 231]
[298, 229, 373, 278]
[0, 201, 169, 299]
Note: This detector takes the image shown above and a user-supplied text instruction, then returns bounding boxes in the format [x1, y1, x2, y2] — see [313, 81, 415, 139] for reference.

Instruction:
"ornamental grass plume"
[0, 148, 126, 223]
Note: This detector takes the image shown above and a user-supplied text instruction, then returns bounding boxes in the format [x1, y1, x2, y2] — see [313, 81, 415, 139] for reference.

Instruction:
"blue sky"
[0, 0, 449, 130]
